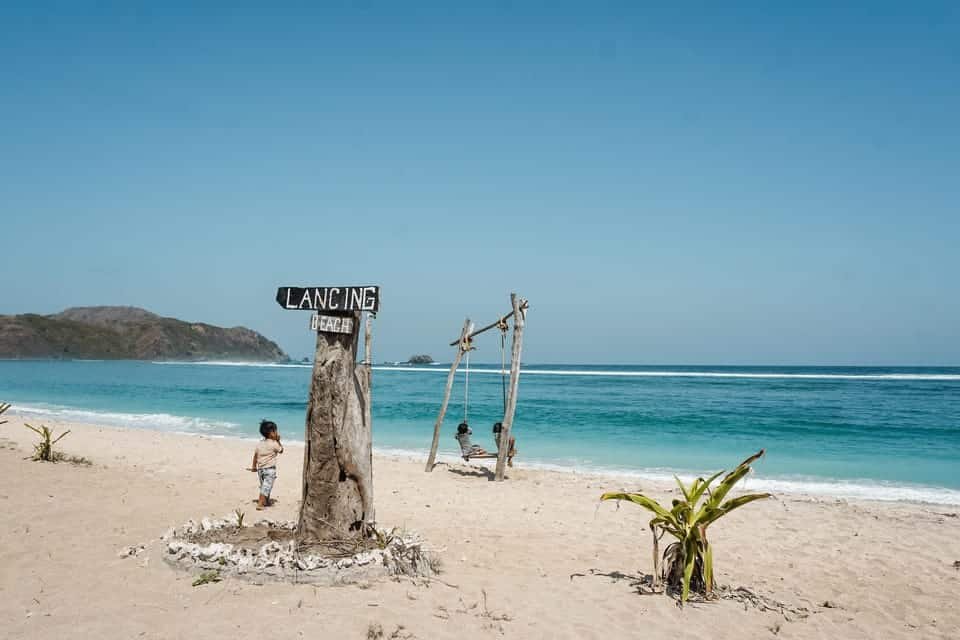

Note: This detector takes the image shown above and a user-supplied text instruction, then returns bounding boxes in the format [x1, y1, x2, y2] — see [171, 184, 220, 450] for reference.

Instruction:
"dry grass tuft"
[191, 570, 222, 587]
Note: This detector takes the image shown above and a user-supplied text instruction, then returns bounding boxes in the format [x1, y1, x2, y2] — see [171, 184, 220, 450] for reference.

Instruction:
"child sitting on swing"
[455, 422, 488, 458]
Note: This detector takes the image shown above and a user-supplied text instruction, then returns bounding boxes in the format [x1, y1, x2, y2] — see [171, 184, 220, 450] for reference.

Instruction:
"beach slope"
[1, 418, 957, 639]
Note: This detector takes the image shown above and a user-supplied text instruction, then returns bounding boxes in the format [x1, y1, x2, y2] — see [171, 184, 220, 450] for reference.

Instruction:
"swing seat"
[462, 448, 518, 464]
[462, 452, 498, 461]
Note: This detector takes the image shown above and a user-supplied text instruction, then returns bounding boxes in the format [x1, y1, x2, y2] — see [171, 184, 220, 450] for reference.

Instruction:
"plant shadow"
[570, 568, 660, 596]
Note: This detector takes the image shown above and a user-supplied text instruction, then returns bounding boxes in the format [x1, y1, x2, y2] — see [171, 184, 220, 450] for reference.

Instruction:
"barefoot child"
[248, 420, 283, 510]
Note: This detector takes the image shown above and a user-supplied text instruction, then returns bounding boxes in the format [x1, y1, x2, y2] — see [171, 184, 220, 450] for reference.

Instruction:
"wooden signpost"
[277, 286, 380, 312]
[310, 314, 354, 334]
[276, 285, 379, 546]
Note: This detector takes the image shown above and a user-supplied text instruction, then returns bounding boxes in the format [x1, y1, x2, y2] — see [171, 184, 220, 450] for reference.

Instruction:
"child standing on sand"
[248, 420, 283, 510]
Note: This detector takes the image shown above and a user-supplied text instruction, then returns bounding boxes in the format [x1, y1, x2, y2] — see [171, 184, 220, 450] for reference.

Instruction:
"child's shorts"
[257, 466, 277, 497]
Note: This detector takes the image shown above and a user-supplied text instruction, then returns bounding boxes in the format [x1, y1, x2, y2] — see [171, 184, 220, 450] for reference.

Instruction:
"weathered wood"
[296, 310, 374, 544]
[311, 313, 354, 334]
[449, 310, 516, 346]
[362, 312, 374, 522]
[494, 294, 527, 481]
[277, 286, 380, 312]
[364, 313, 373, 365]
[426, 318, 473, 472]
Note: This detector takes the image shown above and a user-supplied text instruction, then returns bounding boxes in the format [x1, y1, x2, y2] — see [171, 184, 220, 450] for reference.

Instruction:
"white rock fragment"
[354, 551, 379, 566]
[118, 544, 145, 558]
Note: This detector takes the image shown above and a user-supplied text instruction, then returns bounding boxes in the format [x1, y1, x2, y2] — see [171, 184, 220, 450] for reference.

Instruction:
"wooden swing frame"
[424, 293, 528, 481]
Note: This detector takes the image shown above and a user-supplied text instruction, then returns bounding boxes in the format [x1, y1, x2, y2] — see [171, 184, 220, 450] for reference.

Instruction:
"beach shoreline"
[8, 401, 960, 507]
[2, 415, 958, 639]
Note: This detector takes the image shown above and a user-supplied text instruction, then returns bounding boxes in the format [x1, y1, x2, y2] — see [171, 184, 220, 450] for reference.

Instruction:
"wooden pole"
[364, 313, 373, 365]
[296, 310, 374, 545]
[362, 312, 374, 523]
[494, 294, 527, 481]
[425, 318, 472, 472]
[449, 310, 516, 346]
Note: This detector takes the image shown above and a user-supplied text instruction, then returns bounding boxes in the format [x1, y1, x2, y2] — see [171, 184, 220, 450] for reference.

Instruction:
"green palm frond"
[674, 476, 692, 502]
[689, 470, 724, 504]
[600, 491, 674, 522]
[707, 449, 765, 508]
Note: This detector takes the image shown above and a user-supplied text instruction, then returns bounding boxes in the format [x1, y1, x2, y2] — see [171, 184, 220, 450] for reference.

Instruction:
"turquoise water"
[2, 360, 959, 504]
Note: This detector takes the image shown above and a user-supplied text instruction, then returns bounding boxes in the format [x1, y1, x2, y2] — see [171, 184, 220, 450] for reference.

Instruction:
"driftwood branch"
[449, 310, 516, 346]
[363, 313, 373, 365]
[426, 318, 473, 472]
[495, 293, 526, 481]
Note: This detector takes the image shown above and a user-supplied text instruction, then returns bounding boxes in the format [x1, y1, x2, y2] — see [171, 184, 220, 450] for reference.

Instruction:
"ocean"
[2, 360, 959, 504]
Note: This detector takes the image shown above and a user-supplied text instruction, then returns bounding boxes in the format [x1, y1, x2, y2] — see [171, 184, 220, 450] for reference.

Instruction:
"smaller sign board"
[311, 314, 355, 334]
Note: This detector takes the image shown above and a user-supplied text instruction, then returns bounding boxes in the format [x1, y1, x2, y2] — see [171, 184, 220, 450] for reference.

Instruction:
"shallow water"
[2, 360, 959, 503]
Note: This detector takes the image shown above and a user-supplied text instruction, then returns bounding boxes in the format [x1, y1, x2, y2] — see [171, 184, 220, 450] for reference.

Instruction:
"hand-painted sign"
[311, 314, 355, 334]
[276, 286, 380, 313]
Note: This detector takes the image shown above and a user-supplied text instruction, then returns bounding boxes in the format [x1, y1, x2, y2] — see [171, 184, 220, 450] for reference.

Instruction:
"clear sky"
[2, 2, 958, 364]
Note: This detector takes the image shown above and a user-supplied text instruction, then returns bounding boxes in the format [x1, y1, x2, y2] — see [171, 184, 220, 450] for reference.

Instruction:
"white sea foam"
[153, 361, 313, 369]
[5, 402, 957, 506]
[10, 403, 240, 434]
[372, 446, 960, 506]
[150, 361, 960, 381]
[371, 367, 960, 381]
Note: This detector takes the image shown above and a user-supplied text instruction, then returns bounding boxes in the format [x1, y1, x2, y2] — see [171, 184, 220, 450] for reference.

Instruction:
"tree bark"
[425, 318, 472, 472]
[494, 294, 526, 481]
[297, 310, 374, 545]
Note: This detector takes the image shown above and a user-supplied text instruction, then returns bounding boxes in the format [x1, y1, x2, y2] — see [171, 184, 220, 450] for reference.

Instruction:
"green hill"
[0, 306, 288, 361]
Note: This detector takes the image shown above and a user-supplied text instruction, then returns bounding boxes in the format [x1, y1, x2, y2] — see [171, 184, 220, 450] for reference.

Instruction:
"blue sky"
[2, 2, 958, 364]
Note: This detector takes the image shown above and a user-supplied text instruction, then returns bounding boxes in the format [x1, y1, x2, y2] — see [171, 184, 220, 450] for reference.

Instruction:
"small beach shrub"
[600, 449, 771, 604]
[234, 508, 245, 528]
[373, 527, 399, 549]
[24, 423, 71, 462]
[191, 570, 222, 587]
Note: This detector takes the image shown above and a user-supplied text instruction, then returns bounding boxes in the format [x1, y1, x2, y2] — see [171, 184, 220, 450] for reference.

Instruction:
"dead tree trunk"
[494, 294, 526, 481]
[297, 310, 374, 545]
[362, 312, 374, 521]
[425, 318, 472, 472]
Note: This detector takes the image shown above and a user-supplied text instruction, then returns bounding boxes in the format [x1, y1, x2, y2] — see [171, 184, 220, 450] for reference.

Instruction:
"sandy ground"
[1, 416, 958, 639]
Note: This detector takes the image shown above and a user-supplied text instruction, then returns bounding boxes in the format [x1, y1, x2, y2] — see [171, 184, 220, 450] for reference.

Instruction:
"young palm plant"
[24, 423, 71, 462]
[600, 449, 771, 604]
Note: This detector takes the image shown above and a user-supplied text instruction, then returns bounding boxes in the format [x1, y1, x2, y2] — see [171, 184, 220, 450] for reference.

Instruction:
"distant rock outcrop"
[407, 354, 434, 364]
[0, 306, 288, 362]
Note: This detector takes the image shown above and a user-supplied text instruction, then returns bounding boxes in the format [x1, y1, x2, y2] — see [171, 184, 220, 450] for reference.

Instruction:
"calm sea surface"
[2, 360, 958, 504]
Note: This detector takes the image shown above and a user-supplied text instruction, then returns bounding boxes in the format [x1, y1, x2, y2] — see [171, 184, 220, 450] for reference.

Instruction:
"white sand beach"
[2, 417, 958, 639]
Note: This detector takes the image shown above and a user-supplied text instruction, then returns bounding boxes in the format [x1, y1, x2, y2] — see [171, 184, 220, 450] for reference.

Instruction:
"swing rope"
[460, 317, 507, 426]
[463, 340, 471, 423]
[499, 319, 508, 412]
